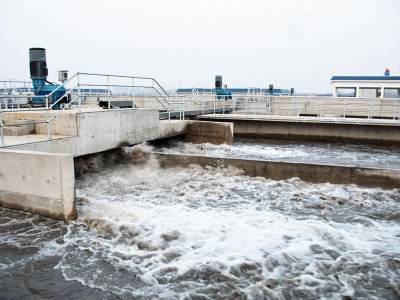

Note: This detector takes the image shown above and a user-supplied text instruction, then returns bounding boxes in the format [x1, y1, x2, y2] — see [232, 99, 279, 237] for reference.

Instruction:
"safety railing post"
[0, 100, 4, 147]
[214, 96, 216, 114]
[132, 77, 135, 109]
[343, 98, 346, 119]
[77, 73, 82, 112]
[368, 98, 372, 120]
[46, 95, 51, 139]
[291, 96, 294, 118]
[202, 96, 204, 115]
[107, 75, 111, 109]
[318, 98, 321, 118]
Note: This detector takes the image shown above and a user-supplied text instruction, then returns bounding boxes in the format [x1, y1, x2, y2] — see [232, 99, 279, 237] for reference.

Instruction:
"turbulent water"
[1, 143, 400, 299]
[157, 138, 400, 169]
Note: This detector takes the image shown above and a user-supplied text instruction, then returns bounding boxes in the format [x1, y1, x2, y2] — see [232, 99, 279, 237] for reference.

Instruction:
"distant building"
[176, 88, 291, 96]
[331, 76, 400, 98]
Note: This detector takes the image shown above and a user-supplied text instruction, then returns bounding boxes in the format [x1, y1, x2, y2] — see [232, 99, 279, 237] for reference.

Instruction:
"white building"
[331, 76, 400, 98]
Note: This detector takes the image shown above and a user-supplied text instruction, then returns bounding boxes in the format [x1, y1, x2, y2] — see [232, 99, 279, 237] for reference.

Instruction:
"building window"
[359, 88, 381, 98]
[384, 88, 400, 98]
[337, 88, 356, 97]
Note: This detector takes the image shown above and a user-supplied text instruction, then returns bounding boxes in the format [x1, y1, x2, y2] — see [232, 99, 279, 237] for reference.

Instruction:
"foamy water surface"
[1, 144, 400, 299]
[157, 138, 400, 169]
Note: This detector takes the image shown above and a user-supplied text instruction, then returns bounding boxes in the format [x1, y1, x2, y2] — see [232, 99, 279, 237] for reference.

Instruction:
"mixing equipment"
[29, 48, 69, 109]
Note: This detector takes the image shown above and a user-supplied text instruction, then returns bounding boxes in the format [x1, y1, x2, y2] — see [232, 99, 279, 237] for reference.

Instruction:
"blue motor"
[29, 48, 68, 109]
[215, 75, 232, 100]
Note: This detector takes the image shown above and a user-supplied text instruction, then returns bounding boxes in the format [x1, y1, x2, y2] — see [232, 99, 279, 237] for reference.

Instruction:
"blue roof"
[176, 88, 290, 94]
[331, 76, 400, 81]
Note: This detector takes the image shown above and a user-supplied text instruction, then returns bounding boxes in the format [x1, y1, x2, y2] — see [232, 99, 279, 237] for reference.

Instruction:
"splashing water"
[61, 144, 400, 299]
[157, 138, 400, 169]
[1, 143, 400, 299]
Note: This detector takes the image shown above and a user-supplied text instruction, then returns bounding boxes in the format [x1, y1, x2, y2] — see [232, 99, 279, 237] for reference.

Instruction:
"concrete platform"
[198, 114, 400, 126]
[3, 134, 66, 147]
[3, 108, 161, 156]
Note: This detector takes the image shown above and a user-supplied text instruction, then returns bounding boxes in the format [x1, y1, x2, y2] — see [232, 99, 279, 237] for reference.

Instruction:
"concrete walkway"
[199, 113, 400, 126]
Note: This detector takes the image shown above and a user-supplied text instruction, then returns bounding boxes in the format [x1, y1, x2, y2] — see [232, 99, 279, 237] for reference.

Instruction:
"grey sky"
[1, 0, 399, 93]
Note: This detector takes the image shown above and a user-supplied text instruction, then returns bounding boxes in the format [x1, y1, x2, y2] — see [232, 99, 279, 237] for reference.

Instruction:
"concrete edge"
[155, 152, 400, 189]
[0, 149, 76, 222]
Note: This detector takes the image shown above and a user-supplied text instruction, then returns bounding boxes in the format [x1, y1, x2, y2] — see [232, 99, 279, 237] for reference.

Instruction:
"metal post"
[132, 77, 135, 109]
[202, 96, 204, 115]
[46, 95, 51, 139]
[368, 98, 372, 120]
[107, 75, 111, 110]
[318, 99, 321, 118]
[0, 99, 4, 147]
[291, 97, 294, 118]
[77, 73, 82, 112]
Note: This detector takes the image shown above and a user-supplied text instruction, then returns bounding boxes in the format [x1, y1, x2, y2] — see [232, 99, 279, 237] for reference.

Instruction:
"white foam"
[158, 139, 400, 169]
[57, 144, 400, 299]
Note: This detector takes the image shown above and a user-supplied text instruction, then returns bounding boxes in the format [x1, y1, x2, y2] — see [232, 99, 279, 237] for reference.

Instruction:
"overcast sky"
[1, 0, 399, 93]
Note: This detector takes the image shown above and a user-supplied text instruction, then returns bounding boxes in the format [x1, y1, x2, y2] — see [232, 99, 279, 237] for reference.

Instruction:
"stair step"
[3, 123, 35, 136]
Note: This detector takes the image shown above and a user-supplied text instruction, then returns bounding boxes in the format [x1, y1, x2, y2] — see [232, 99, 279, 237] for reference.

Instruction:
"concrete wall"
[198, 116, 400, 145]
[5, 116, 234, 156]
[157, 153, 400, 189]
[186, 121, 233, 145]
[157, 120, 189, 140]
[6, 109, 160, 157]
[0, 150, 76, 221]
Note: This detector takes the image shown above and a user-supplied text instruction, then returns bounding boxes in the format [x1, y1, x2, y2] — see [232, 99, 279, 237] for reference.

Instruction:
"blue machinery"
[29, 48, 69, 109]
[215, 75, 232, 100]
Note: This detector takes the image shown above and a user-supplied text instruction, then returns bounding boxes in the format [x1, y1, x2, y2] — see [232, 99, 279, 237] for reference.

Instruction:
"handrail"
[45, 73, 78, 99]
[49, 84, 78, 110]
[78, 72, 170, 97]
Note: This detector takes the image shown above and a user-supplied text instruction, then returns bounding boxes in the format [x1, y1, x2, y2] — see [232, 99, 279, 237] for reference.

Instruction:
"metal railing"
[209, 95, 400, 121]
[0, 72, 178, 147]
[1, 73, 233, 147]
[2, 76, 399, 148]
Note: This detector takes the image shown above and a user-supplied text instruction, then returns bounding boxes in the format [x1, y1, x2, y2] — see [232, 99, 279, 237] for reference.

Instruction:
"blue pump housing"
[29, 48, 68, 110]
[215, 75, 232, 100]
[31, 78, 67, 110]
